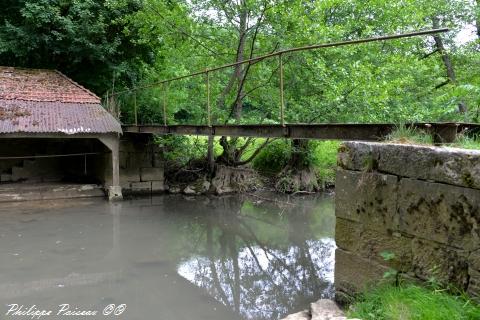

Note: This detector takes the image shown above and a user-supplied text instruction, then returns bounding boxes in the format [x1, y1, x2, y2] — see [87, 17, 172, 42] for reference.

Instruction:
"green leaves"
[0, 0, 154, 94]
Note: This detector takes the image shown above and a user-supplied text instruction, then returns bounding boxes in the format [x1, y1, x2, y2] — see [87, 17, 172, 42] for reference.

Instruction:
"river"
[0, 192, 335, 320]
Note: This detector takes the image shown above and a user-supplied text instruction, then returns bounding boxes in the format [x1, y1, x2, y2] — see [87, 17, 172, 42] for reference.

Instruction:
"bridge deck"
[122, 123, 479, 143]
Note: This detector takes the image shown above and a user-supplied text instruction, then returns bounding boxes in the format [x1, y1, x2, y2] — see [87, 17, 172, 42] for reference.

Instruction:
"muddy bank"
[165, 162, 333, 196]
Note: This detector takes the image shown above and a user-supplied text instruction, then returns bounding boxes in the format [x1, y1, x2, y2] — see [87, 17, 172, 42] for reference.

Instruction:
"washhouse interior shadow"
[0, 138, 108, 185]
[163, 194, 336, 320]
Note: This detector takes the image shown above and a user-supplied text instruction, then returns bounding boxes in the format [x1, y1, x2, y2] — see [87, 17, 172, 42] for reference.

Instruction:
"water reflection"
[0, 193, 335, 320]
[169, 193, 336, 320]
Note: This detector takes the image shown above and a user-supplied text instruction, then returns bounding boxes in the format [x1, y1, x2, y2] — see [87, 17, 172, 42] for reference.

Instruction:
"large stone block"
[335, 218, 361, 251]
[119, 168, 140, 186]
[411, 238, 469, 290]
[339, 142, 480, 190]
[119, 140, 136, 153]
[131, 181, 152, 193]
[337, 142, 377, 171]
[334, 248, 389, 296]
[398, 178, 480, 250]
[467, 268, 480, 300]
[336, 218, 412, 272]
[360, 229, 413, 272]
[336, 169, 399, 231]
[469, 250, 480, 272]
[140, 167, 164, 182]
[151, 181, 165, 193]
[127, 152, 153, 168]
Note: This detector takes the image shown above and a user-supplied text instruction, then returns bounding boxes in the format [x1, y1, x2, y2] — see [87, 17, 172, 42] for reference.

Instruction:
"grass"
[385, 124, 480, 150]
[452, 134, 480, 150]
[385, 124, 434, 145]
[347, 284, 480, 320]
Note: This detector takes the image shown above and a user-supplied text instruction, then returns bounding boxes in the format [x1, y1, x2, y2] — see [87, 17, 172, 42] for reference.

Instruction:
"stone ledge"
[338, 142, 480, 190]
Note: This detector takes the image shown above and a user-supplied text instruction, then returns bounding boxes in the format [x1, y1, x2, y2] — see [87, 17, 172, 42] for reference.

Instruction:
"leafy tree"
[0, 0, 156, 94]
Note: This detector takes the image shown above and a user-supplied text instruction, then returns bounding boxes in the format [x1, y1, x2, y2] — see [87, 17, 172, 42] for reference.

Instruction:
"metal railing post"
[279, 53, 285, 126]
[163, 83, 168, 126]
[206, 71, 211, 127]
[134, 92, 138, 126]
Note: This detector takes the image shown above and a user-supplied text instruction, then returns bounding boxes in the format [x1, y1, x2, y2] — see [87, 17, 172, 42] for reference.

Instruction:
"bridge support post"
[206, 71, 211, 127]
[99, 135, 123, 201]
[163, 83, 168, 126]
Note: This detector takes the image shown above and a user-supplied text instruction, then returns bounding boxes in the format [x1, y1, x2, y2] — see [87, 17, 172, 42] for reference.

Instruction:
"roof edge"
[54, 70, 101, 102]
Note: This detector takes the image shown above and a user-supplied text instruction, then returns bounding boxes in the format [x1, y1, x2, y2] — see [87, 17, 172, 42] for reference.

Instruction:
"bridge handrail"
[107, 28, 449, 127]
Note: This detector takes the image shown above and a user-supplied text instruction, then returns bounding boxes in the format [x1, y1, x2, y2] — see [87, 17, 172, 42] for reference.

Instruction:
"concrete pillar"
[99, 135, 123, 201]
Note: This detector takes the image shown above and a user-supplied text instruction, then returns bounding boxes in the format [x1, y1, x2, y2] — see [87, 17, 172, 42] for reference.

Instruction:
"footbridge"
[109, 28, 479, 143]
[122, 123, 478, 143]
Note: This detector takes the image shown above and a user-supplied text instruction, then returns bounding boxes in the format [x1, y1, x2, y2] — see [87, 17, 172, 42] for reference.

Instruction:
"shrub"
[310, 141, 341, 184]
[253, 139, 291, 174]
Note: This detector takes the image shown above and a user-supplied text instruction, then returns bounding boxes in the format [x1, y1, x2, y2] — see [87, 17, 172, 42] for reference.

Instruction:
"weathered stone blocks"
[140, 167, 164, 182]
[118, 134, 165, 195]
[336, 169, 398, 231]
[335, 142, 480, 300]
[338, 142, 480, 190]
[411, 238, 469, 289]
[398, 178, 480, 250]
[335, 248, 389, 294]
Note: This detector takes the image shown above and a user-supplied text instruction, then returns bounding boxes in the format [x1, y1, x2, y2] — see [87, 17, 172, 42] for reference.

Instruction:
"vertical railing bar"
[163, 83, 168, 126]
[105, 90, 109, 113]
[134, 91, 138, 126]
[206, 71, 211, 127]
[279, 53, 285, 126]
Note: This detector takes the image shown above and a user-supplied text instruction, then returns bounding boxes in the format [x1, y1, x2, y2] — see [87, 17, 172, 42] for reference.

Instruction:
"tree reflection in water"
[171, 194, 335, 320]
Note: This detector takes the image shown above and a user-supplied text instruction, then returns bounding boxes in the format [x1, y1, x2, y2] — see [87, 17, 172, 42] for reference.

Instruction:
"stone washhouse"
[0, 66, 124, 200]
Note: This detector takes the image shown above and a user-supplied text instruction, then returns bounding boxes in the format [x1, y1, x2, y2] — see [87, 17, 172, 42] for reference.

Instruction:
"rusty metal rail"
[108, 28, 449, 128]
[122, 122, 479, 143]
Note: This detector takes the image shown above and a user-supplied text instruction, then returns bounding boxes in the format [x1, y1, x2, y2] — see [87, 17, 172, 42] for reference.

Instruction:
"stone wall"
[118, 133, 165, 195]
[335, 142, 480, 301]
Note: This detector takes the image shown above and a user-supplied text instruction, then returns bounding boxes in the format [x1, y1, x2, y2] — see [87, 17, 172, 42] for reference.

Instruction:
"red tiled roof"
[0, 66, 100, 103]
[0, 67, 122, 135]
[0, 99, 122, 134]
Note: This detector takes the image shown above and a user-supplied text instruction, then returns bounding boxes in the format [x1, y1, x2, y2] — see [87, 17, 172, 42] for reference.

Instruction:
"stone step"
[281, 299, 361, 320]
[0, 173, 12, 182]
[281, 310, 310, 320]
[0, 183, 105, 202]
[311, 299, 345, 320]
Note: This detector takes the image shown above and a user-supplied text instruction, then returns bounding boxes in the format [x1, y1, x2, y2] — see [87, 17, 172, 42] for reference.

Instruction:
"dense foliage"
[116, 0, 480, 125]
[0, 0, 157, 93]
[2, 0, 479, 176]
[2, 0, 479, 121]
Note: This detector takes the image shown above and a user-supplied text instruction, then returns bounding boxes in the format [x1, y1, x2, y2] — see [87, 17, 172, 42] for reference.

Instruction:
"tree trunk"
[432, 17, 467, 113]
[207, 135, 215, 174]
[275, 139, 319, 193]
[476, 0, 480, 39]
[234, 0, 248, 122]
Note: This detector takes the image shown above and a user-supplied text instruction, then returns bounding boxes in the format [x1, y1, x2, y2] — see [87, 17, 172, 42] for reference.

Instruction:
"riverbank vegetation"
[2, 0, 479, 192]
[385, 125, 480, 149]
[158, 135, 339, 192]
[347, 283, 480, 320]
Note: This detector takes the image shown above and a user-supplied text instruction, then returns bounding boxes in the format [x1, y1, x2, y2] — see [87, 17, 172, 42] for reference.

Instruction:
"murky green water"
[0, 192, 335, 320]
